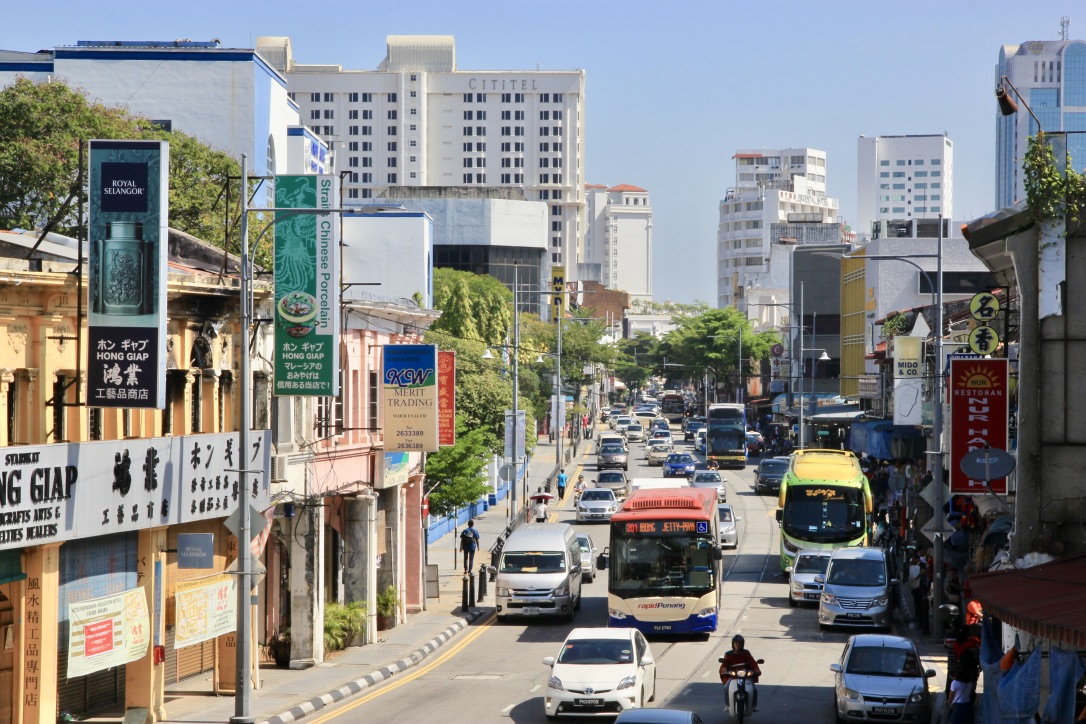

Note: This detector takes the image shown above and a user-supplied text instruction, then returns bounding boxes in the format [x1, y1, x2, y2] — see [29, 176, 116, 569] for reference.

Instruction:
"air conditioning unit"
[269, 454, 289, 483]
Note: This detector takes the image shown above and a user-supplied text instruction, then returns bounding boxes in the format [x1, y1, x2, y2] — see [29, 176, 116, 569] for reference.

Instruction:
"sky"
[3, 0, 1076, 303]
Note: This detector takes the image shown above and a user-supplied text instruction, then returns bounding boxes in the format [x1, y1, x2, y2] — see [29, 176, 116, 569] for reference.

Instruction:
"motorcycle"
[719, 658, 765, 722]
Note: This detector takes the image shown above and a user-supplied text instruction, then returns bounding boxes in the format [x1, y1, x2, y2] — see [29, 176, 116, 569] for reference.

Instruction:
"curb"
[261, 608, 490, 724]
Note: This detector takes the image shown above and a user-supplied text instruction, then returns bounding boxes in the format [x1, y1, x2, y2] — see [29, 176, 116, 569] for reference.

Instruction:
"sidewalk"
[85, 435, 591, 724]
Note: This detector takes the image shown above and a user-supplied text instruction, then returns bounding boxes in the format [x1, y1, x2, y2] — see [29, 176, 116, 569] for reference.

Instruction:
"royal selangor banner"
[273, 175, 338, 396]
[949, 358, 1010, 495]
[67, 587, 150, 678]
[893, 336, 923, 426]
[87, 140, 169, 409]
[174, 572, 237, 649]
[382, 345, 438, 452]
[438, 351, 456, 446]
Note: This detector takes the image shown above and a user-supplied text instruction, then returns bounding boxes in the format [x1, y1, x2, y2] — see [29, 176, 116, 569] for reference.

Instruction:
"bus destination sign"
[624, 520, 708, 535]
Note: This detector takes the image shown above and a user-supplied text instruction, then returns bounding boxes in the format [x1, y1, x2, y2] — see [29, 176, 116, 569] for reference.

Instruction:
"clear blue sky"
[4, 1, 1075, 303]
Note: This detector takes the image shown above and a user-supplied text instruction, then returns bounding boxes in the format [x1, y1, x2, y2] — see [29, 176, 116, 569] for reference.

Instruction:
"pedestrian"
[907, 554, 924, 628]
[459, 519, 480, 574]
[534, 499, 548, 523]
[917, 561, 932, 635]
[557, 468, 567, 499]
[945, 567, 963, 606]
[946, 646, 979, 723]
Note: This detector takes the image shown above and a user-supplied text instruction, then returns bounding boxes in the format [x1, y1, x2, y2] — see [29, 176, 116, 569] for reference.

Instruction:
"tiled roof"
[609, 184, 646, 192]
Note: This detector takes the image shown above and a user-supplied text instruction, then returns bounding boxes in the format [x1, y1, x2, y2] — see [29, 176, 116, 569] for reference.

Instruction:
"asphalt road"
[303, 425, 937, 723]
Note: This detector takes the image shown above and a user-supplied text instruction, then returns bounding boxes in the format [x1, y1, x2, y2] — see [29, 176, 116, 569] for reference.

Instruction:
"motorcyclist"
[719, 634, 761, 712]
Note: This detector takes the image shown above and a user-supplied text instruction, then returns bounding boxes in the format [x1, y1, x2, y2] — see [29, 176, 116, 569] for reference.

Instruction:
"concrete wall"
[341, 213, 432, 307]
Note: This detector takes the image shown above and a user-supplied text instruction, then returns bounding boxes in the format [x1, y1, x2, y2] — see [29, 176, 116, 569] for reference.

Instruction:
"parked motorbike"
[719, 658, 765, 722]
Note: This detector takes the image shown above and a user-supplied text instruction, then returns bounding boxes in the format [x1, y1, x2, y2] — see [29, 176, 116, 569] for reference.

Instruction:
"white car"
[717, 503, 739, 548]
[646, 442, 672, 466]
[543, 627, 657, 719]
[787, 549, 832, 607]
[577, 488, 619, 523]
[613, 416, 634, 433]
[598, 434, 627, 451]
[647, 429, 673, 446]
[690, 470, 727, 503]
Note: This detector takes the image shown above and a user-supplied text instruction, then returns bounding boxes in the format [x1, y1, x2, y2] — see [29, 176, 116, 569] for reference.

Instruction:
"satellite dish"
[959, 447, 1016, 481]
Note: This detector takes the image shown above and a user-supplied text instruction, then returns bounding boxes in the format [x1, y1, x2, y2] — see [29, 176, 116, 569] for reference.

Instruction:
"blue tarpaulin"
[848, 420, 926, 460]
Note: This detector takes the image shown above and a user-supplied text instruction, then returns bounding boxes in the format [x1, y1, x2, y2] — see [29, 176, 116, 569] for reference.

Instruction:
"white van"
[495, 524, 583, 621]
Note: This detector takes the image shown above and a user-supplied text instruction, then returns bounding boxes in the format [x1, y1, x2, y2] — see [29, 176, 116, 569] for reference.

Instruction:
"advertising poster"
[550, 265, 565, 323]
[382, 345, 438, 452]
[949, 358, 1010, 495]
[87, 140, 169, 409]
[893, 336, 923, 426]
[504, 410, 526, 462]
[174, 573, 237, 649]
[438, 351, 456, 446]
[382, 452, 411, 489]
[273, 175, 338, 396]
[67, 588, 150, 678]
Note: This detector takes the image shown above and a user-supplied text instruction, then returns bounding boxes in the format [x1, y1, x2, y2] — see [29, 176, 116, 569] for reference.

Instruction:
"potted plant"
[265, 628, 291, 668]
[324, 600, 367, 651]
[376, 585, 400, 631]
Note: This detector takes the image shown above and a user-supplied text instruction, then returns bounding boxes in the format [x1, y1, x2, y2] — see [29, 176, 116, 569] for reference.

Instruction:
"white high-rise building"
[583, 184, 653, 301]
[856, 134, 953, 241]
[717, 148, 841, 310]
[259, 35, 587, 277]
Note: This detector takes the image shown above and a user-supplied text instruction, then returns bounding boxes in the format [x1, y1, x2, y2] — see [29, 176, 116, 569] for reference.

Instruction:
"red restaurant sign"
[949, 358, 1009, 495]
[438, 351, 456, 446]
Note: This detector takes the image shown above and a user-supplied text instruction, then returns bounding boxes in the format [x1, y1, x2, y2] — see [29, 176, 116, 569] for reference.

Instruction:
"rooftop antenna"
[1060, 16, 1070, 41]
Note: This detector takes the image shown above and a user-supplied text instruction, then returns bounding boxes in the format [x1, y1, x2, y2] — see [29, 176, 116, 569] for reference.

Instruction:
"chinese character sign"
[382, 345, 438, 452]
[87, 140, 169, 408]
[438, 351, 456, 446]
[949, 358, 1010, 495]
[273, 175, 339, 396]
[174, 573, 237, 649]
[67, 588, 150, 678]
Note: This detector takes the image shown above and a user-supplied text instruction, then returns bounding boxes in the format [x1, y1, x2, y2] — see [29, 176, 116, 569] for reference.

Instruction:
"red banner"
[438, 351, 456, 446]
[949, 358, 1009, 495]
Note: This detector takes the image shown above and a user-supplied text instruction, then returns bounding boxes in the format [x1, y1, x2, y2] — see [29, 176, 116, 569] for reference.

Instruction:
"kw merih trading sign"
[949, 358, 1009, 496]
[382, 345, 439, 452]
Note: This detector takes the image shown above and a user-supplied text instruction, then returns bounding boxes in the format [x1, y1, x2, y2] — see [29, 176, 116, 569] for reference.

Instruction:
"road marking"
[501, 703, 515, 715]
[304, 612, 496, 723]
[530, 683, 541, 692]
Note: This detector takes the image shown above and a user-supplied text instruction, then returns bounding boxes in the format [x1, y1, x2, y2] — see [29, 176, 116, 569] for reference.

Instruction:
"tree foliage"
[613, 333, 661, 391]
[661, 307, 778, 399]
[424, 421, 492, 518]
[430, 267, 512, 344]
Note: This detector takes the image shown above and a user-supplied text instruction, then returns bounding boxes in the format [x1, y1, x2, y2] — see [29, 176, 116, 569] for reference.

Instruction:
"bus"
[660, 393, 686, 423]
[706, 403, 747, 468]
[604, 487, 723, 635]
[774, 449, 873, 572]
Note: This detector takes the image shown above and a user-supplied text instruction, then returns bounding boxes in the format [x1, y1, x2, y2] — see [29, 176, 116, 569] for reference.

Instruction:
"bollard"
[461, 574, 470, 612]
[468, 573, 476, 607]
[478, 564, 488, 601]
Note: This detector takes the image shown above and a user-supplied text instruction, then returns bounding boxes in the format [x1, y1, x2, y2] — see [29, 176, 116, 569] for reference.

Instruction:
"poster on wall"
[438, 351, 456, 446]
[382, 345, 438, 452]
[949, 358, 1010, 495]
[272, 174, 339, 396]
[67, 587, 150, 677]
[87, 140, 169, 409]
[174, 572, 237, 649]
[893, 336, 923, 426]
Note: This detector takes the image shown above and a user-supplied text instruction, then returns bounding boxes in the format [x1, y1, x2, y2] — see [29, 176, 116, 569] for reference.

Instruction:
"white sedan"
[543, 627, 657, 719]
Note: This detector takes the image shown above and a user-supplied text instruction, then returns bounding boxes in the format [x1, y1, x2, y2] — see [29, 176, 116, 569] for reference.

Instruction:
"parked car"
[663, 453, 697, 478]
[754, 456, 790, 495]
[597, 444, 629, 471]
[594, 471, 628, 499]
[683, 420, 705, 441]
[577, 489, 619, 524]
[690, 470, 726, 502]
[745, 431, 765, 456]
[646, 442, 673, 466]
[818, 547, 897, 630]
[830, 634, 936, 723]
[576, 533, 598, 583]
[786, 549, 832, 607]
[543, 627, 657, 718]
[717, 503, 738, 548]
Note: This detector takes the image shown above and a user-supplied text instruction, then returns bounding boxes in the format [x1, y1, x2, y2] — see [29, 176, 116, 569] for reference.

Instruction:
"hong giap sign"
[949, 358, 1009, 495]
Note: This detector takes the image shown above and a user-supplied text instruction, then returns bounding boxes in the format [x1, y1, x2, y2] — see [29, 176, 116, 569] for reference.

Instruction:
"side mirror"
[543, 656, 556, 667]
[640, 656, 655, 667]
[488, 565, 498, 582]
[735, 516, 742, 522]
[591, 480, 597, 484]
[814, 574, 825, 584]
[890, 578, 900, 586]
[785, 566, 794, 574]
[712, 545, 723, 561]
[718, 656, 727, 664]
[829, 663, 842, 673]
[924, 669, 937, 678]
[755, 659, 765, 664]
[775, 509, 783, 523]
[597, 550, 609, 570]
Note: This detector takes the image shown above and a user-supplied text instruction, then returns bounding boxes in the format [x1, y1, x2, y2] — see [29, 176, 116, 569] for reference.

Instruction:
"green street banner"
[273, 175, 338, 396]
[382, 345, 439, 452]
[67, 587, 150, 678]
[87, 140, 169, 408]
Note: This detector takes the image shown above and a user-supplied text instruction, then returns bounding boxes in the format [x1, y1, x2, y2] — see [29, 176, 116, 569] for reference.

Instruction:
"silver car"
[830, 634, 935, 722]
[577, 488, 619, 523]
[717, 503, 738, 548]
[817, 547, 896, 630]
[690, 470, 726, 502]
[646, 442, 673, 466]
[786, 549, 832, 607]
[597, 444, 629, 471]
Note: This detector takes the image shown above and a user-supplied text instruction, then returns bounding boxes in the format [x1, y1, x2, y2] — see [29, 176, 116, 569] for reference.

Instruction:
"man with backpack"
[460, 520, 480, 574]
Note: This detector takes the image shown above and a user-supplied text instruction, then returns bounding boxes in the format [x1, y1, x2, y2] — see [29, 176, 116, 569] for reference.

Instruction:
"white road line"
[530, 684, 541, 692]
[500, 704, 515, 715]
[681, 686, 694, 696]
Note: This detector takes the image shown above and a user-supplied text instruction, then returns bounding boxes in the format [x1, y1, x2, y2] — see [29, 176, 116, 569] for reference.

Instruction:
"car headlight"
[578, 506, 589, 512]
[909, 691, 925, 704]
[498, 587, 510, 597]
[554, 586, 569, 597]
[874, 595, 889, 607]
[617, 675, 638, 691]
[782, 537, 799, 553]
[844, 687, 862, 701]
[607, 505, 617, 512]
[822, 592, 837, 604]
[696, 606, 716, 618]
[609, 608, 627, 620]
[549, 676, 564, 691]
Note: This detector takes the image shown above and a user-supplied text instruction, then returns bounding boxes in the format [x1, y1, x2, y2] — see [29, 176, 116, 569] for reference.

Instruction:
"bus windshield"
[707, 428, 744, 455]
[611, 532, 717, 598]
[781, 485, 867, 544]
[661, 394, 685, 417]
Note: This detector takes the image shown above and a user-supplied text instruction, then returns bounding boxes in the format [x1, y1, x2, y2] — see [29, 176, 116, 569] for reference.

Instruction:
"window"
[410, 91, 417, 98]
[387, 126, 397, 135]
[502, 110, 511, 120]
[362, 126, 372, 135]
[476, 93, 486, 102]
[351, 172, 359, 182]
[310, 110, 320, 120]
[552, 236, 561, 247]
[553, 157, 562, 168]
[362, 93, 372, 102]
[914, 159, 925, 165]
[463, 142, 473, 152]
[324, 92, 334, 102]
[348, 92, 358, 102]
[501, 173, 511, 183]
[539, 190, 549, 200]
[463, 110, 474, 120]
[324, 109, 334, 119]
[515, 110, 524, 120]
[540, 127, 550, 136]
[464, 158, 473, 168]
[931, 170, 941, 177]
[541, 93, 550, 102]
[387, 173, 397, 183]
[551, 205, 562, 215]
[553, 111, 563, 121]
[361, 172, 372, 182]
[931, 182, 941, 189]
[388, 110, 398, 119]
[501, 126, 511, 136]
[361, 188, 372, 198]
[501, 142, 511, 152]
[514, 158, 523, 167]
[540, 110, 550, 120]
[515, 142, 524, 151]
[191, 377, 202, 433]
[409, 155, 416, 162]
[553, 93, 563, 102]
[879, 160, 889, 166]
[515, 173, 523, 183]
[892, 172, 905, 178]
[476, 126, 486, 136]
[515, 93, 524, 102]
[552, 252, 561, 263]
[515, 127, 524, 136]
[915, 182, 927, 189]
[362, 141, 372, 151]
[501, 158, 511, 168]
[363, 109, 373, 119]
[410, 108, 416, 116]
[552, 142, 562, 152]
[323, 126, 334, 135]
[880, 172, 889, 178]
[362, 157, 372, 167]
[540, 174, 550, 184]
[463, 173, 473, 183]
[539, 158, 550, 168]
[348, 188, 359, 199]
[463, 93, 473, 102]
[896, 159, 906, 166]
[553, 174, 562, 183]
[349, 109, 358, 119]
[388, 141, 397, 151]
[540, 142, 549, 152]
[349, 157, 359, 167]
[368, 371, 379, 429]
[501, 93, 511, 102]
[931, 194, 941, 200]
[349, 125, 359, 135]
[310, 92, 320, 102]
[410, 140, 417, 147]
[879, 183, 889, 189]
[387, 93, 397, 102]
[551, 220, 562, 231]
[410, 74, 417, 81]
[915, 170, 928, 177]
[464, 126, 473, 136]
[476, 111, 486, 120]
[476, 173, 485, 183]
[931, 159, 942, 165]
[892, 183, 905, 189]
[388, 157, 397, 167]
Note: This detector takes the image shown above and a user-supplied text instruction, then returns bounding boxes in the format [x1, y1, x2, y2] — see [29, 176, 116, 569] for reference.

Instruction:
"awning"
[968, 554, 1086, 649]
[808, 410, 864, 423]
[865, 341, 887, 361]
[0, 550, 25, 586]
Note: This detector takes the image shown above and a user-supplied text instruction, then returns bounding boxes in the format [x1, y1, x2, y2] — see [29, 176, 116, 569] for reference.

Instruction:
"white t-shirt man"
[534, 502, 547, 521]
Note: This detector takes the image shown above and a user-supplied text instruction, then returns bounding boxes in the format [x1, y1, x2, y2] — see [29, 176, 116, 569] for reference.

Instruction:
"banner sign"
[504, 410, 526, 462]
[87, 140, 169, 409]
[273, 174, 339, 396]
[381, 452, 411, 489]
[0, 431, 270, 552]
[67, 587, 150, 678]
[438, 351, 456, 446]
[382, 345, 439, 452]
[949, 358, 1009, 495]
[174, 573, 237, 649]
[550, 265, 565, 323]
[893, 337, 923, 426]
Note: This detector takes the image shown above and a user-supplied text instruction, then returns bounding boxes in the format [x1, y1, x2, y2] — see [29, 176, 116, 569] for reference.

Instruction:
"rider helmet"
[731, 634, 745, 648]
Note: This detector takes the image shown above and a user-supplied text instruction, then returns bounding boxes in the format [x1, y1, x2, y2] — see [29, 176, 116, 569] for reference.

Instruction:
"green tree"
[430, 268, 512, 343]
[663, 308, 778, 401]
[613, 333, 661, 391]
[424, 421, 492, 518]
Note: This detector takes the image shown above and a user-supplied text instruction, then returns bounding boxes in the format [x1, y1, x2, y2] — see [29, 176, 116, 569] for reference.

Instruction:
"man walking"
[460, 520, 480, 574]
[556, 468, 568, 499]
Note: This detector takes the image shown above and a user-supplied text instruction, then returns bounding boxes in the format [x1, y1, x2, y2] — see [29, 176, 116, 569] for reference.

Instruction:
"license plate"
[845, 613, 862, 619]
[871, 706, 898, 715]
[654, 625, 672, 631]
[523, 606, 540, 615]
[576, 699, 602, 707]
[592, 514, 603, 518]
[804, 593, 819, 600]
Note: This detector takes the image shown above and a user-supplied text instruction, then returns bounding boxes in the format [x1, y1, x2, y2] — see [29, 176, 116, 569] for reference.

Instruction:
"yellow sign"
[968, 325, 1000, 355]
[68, 588, 151, 678]
[969, 291, 1000, 321]
[551, 266, 566, 323]
[894, 337, 922, 379]
[175, 572, 237, 649]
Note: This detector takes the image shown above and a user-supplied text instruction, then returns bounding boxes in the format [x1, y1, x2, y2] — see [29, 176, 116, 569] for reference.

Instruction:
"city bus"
[660, 393, 687, 424]
[604, 487, 723, 635]
[774, 449, 873, 572]
[706, 403, 747, 468]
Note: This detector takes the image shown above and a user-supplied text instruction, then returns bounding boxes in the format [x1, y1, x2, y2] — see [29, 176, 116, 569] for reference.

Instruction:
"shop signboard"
[87, 140, 169, 409]
[0, 431, 270, 551]
[893, 336, 922, 426]
[551, 265, 565, 323]
[174, 572, 237, 649]
[438, 350, 456, 446]
[382, 345, 439, 452]
[949, 358, 1009, 495]
[67, 587, 150, 677]
[380, 452, 412, 489]
[273, 174, 339, 396]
